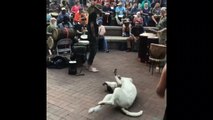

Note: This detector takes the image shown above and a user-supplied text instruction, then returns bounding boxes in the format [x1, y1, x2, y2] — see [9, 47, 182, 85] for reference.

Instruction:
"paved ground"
[47, 50, 166, 120]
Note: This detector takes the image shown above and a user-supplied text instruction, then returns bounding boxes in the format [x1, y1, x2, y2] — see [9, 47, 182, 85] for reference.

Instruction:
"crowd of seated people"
[47, 0, 167, 28]
[46, 0, 167, 52]
[47, 0, 167, 25]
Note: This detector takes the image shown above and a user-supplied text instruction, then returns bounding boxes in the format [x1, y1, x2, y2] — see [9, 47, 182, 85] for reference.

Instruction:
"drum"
[138, 33, 159, 63]
[79, 34, 89, 45]
[47, 36, 54, 49]
[52, 28, 76, 41]
[149, 43, 166, 59]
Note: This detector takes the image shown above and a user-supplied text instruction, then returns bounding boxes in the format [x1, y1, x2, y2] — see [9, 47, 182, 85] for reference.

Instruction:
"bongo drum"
[52, 28, 76, 41]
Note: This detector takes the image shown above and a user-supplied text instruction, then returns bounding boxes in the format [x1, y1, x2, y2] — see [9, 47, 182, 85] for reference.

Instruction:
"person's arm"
[102, 26, 106, 35]
[156, 64, 167, 98]
[46, 26, 51, 33]
[158, 28, 167, 33]
[159, 0, 162, 6]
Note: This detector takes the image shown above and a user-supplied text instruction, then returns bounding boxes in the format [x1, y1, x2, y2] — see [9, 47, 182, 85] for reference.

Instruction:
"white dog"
[88, 69, 143, 117]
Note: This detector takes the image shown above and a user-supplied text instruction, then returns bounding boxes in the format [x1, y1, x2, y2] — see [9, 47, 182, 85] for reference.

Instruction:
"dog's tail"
[121, 108, 143, 117]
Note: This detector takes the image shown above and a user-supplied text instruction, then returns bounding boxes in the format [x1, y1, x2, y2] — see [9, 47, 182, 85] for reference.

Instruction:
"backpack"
[47, 56, 69, 69]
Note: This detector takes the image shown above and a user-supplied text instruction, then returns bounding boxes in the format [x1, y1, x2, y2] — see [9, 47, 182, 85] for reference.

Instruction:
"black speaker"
[68, 60, 77, 75]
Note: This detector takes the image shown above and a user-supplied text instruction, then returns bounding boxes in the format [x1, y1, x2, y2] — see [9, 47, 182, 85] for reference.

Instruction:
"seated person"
[122, 19, 132, 37]
[126, 21, 144, 52]
[60, 0, 70, 12]
[151, 2, 161, 25]
[47, 12, 52, 23]
[102, 2, 113, 25]
[73, 8, 83, 25]
[80, 10, 89, 26]
[49, 0, 61, 13]
[71, 1, 81, 15]
[58, 16, 73, 29]
[73, 17, 87, 39]
[133, 12, 143, 26]
[115, 2, 127, 25]
[57, 7, 70, 24]
[141, 0, 151, 9]
[142, 2, 151, 26]
[97, 18, 109, 53]
[130, 2, 139, 16]
[47, 17, 58, 33]
[151, 0, 161, 8]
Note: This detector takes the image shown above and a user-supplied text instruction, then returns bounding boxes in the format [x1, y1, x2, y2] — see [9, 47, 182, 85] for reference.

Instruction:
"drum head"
[80, 35, 88, 40]
[51, 12, 59, 17]
[105, 12, 110, 15]
[47, 36, 54, 49]
[118, 15, 124, 18]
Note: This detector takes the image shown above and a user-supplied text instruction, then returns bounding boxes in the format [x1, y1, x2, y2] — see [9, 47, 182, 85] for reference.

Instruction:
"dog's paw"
[88, 107, 94, 114]
[103, 82, 107, 86]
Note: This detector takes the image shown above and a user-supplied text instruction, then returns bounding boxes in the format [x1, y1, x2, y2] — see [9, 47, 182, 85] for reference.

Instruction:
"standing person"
[97, 18, 109, 53]
[156, 64, 167, 120]
[86, 0, 102, 72]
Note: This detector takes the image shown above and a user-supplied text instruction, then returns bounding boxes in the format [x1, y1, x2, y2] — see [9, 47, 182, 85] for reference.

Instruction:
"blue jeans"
[143, 16, 150, 26]
[99, 37, 109, 51]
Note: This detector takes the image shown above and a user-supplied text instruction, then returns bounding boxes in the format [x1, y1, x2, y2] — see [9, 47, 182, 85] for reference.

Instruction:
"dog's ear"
[107, 86, 113, 93]
[103, 82, 114, 93]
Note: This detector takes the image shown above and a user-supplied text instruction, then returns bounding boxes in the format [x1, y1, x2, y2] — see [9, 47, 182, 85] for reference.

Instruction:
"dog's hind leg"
[88, 94, 113, 114]
[98, 88, 120, 105]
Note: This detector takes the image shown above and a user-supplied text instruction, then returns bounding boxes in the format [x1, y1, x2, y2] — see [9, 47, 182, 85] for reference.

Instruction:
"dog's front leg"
[89, 94, 114, 113]
[98, 100, 114, 105]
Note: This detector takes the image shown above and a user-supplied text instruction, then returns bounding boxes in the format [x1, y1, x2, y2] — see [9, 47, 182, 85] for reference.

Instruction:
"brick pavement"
[47, 50, 166, 120]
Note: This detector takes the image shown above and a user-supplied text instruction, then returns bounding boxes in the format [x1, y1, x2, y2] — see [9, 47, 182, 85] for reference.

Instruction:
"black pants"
[87, 35, 98, 65]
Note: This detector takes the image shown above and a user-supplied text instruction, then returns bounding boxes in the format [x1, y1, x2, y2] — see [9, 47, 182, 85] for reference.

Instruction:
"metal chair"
[149, 43, 167, 75]
[56, 38, 72, 56]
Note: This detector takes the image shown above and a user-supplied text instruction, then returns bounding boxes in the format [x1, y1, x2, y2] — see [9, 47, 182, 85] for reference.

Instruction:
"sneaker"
[88, 66, 99, 72]
[105, 50, 109, 53]
[156, 67, 160, 72]
[126, 48, 131, 52]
